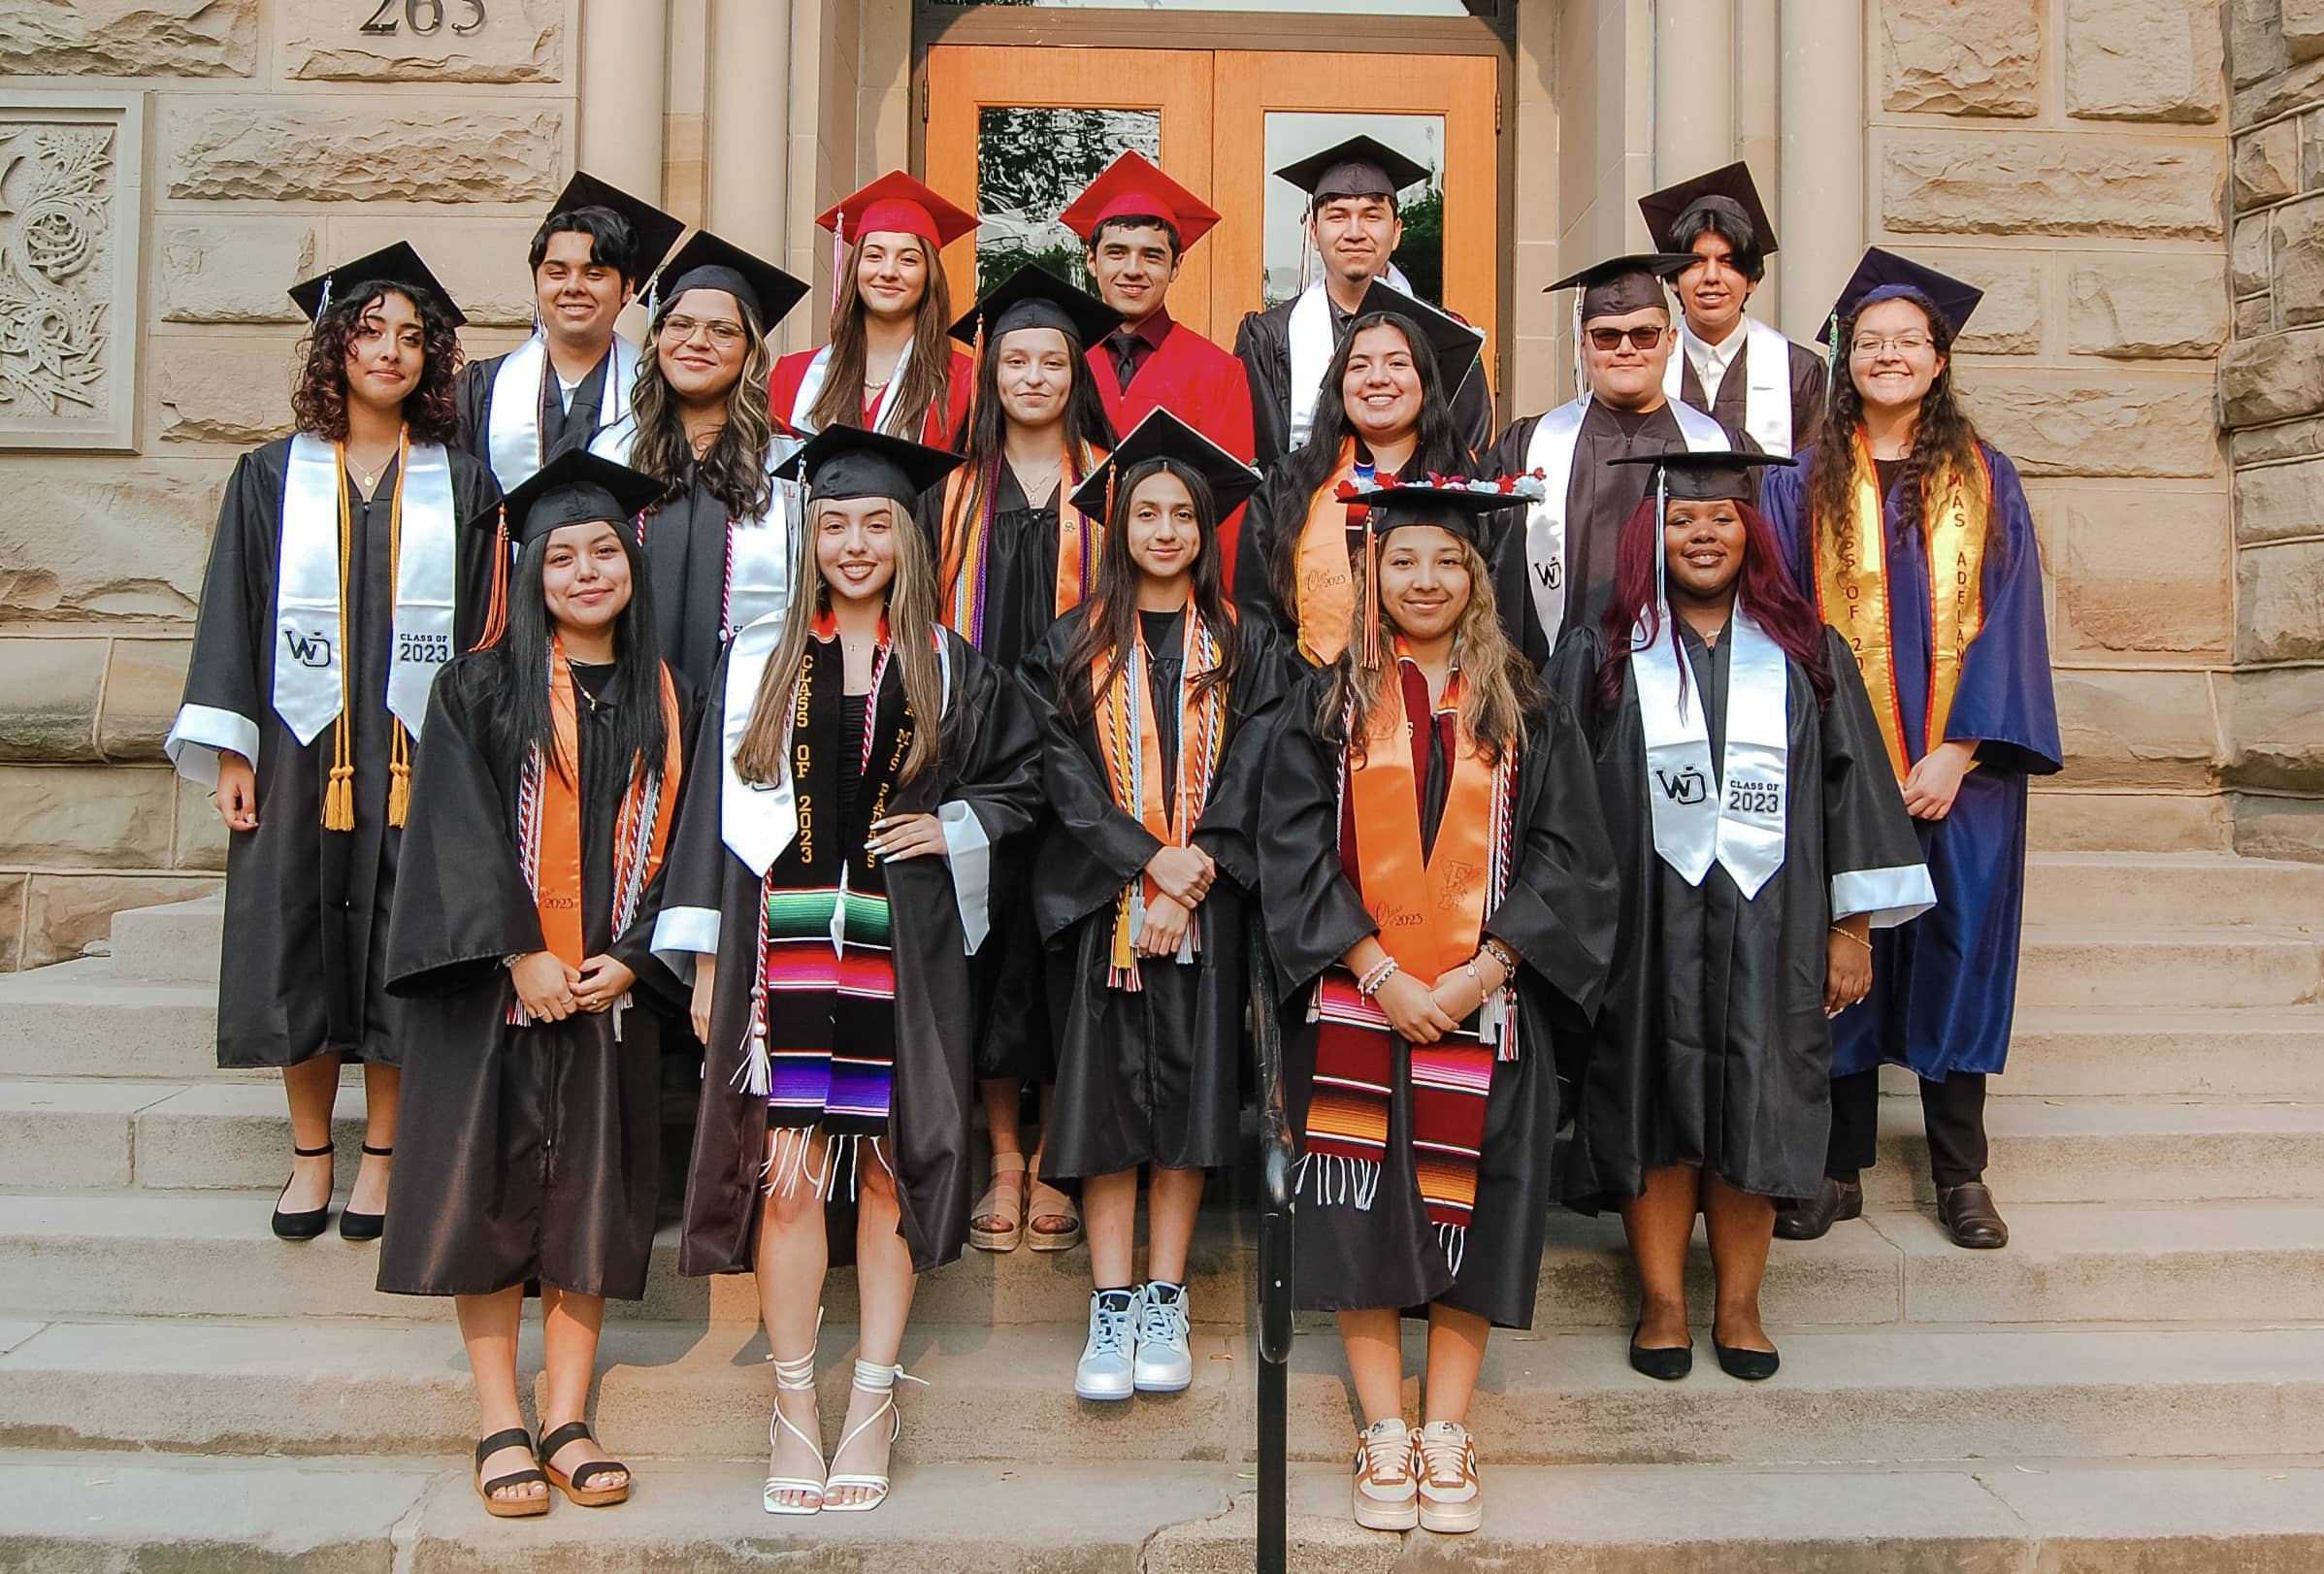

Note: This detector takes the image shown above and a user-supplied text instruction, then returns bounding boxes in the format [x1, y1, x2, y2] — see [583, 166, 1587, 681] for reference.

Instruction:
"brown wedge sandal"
[968, 1152, 1028, 1252]
[474, 1426, 549, 1519]
[1025, 1150, 1083, 1253]
[537, 1420, 631, 1508]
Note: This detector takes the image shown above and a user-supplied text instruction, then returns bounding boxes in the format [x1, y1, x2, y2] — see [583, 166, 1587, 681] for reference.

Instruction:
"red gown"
[1086, 322, 1257, 588]
[769, 345, 975, 449]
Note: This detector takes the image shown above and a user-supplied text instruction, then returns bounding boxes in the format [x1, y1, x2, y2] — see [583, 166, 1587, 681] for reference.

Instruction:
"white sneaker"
[1074, 1289, 1139, 1401]
[1132, 1281, 1193, 1393]
[1351, 1417, 1419, 1531]
[1415, 1419, 1482, 1534]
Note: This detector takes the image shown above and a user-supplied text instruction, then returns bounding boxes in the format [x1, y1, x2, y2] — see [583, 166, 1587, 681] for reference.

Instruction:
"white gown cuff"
[1832, 865, 1938, 930]
[650, 905, 723, 981]
[937, 799, 994, 955]
[164, 704, 262, 787]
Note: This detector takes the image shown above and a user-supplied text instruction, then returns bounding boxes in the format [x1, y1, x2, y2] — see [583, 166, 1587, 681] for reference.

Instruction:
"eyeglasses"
[1588, 326, 1667, 351]
[660, 315, 746, 347]
[1849, 332, 1935, 358]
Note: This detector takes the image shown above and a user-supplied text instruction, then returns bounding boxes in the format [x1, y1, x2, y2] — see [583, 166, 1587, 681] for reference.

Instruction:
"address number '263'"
[362, 0, 486, 36]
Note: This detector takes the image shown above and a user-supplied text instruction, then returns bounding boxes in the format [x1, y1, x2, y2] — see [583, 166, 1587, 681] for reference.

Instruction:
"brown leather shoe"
[1773, 1176, 1862, 1241]
[1937, 1181, 2009, 1249]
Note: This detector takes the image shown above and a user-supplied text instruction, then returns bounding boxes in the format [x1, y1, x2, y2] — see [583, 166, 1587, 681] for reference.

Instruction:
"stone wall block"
[1967, 374, 2223, 477]
[2237, 538, 2324, 659]
[282, 0, 565, 82]
[2224, 666, 2324, 789]
[0, 639, 106, 762]
[2288, 0, 2324, 59]
[326, 215, 541, 330]
[2233, 412, 2324, 461]
[2067, 0, 2227, 122]
[1884, 133, 2226, 239]
[154, 338, 298, 448]
[2234, 454, 2324, 540]
[0, 872, 23, 972]
[99, 640, 194, 764]
[1941, 251, 2045, 355]
[2302, 108, 2324, 188]
[2236, 292, 2278, 334]
[0, 766, 179, 867]
[2068, 255, 2232, 356]
[19, 873, 216, 971]
[2055, 491, 2234, 655]
[2231, 793, 2324, 860]
[2235, 213, 2275, 293]
[173, 777, 226, 871]
[1, 461, 230, 627]
[154, 218, 316, 325]
[2053, 669, 2224, 788]
[2237, 48, 2324, 123]
[1882, 0, 2045, 115]
[2236, 117, 2303, 208]
[165, 100, 563, 204]
[2274, 193, 2324, 322]
[2220, 327, 2324, 425]
[2233, 0, 2292, 86]
[0, 0, 257, 77]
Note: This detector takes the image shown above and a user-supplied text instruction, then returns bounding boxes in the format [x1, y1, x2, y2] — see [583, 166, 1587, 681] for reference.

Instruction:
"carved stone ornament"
[0, 93, 144, 451]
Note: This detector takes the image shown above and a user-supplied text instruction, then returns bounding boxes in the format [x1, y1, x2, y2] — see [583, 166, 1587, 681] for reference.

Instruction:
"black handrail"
[1248, 928, 1293, 1574]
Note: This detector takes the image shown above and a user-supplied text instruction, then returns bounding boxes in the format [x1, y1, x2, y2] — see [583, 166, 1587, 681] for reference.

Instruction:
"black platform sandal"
[339, 1143, 392, 1241]
[270, 1142, 335, 1240]
[474, 1426, 549, 1518]
[538, 1420, 632, 1507]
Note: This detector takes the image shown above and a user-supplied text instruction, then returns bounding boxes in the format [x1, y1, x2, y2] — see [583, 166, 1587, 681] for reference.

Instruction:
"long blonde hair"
[731, 494, 946, 788]
[807, 233, 959, 442]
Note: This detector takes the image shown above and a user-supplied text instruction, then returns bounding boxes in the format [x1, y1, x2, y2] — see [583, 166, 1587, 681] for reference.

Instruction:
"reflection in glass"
[1261, 112, 1445, 309]
[975, 108, 1162, 296]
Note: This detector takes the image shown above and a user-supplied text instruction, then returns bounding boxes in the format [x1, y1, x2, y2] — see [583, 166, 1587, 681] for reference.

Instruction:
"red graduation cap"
[1058, 150, 1221, 251]
[815, 170, 979, 251]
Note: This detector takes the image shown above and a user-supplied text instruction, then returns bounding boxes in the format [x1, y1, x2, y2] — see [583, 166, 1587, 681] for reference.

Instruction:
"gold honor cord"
[322, 430, 414, 831]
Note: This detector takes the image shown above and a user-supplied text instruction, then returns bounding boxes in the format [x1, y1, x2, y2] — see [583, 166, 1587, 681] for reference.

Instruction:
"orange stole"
[1347, 668, 1494, 980]
[535, 641, 684, 967]
[1293, 438, 1362, 665]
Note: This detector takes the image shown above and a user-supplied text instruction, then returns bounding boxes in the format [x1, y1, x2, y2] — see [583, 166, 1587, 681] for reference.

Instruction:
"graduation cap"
[542, 171, 685, 283]
[499, 448, 663, 545]
[1547, 252, 1697, 321]
[1274, 134, 1432, 207]
[1060, 150, 1222, 251]
[775, 423, 965, 508]
[1609, 447, 1796, 503]
[1819, 246, 1984, 345]
[654, 229, 811, 330]
[1637, 162, 1778, 258]
[948, 264, 1118, 349]
[1067, 407, 1263, 521]
[287, 242, 465, 327]
[1355, 278, 1486, 383]
[816, 170, 979, 251]
[1350, 475, 1543, 549]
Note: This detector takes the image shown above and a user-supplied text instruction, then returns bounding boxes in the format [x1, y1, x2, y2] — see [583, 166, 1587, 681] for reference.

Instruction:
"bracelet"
[1481, 937, 1517, 981]
[1829, 924, 1873, 953]
[1357, 957, 1400, 998]
[1464, 959, 1485, 999]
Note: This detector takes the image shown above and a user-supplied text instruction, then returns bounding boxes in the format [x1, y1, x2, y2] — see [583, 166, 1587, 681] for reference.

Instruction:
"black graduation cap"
[1273, 134, 1432, 205]
[1547, 252, 1697, 320]
[653, 230, 810, 330]
[1067, 407, 1263, 520]
[948, 265, 1118, 348]
[774, 423, 965, 508]
[544, 171, 686, 283]
[287, 242, 465, 327]
[1637, 162, 1779, 257]
[1355, 278, 1486, 386]
[1349, 476, 1542, 549]
[1610, 447, 1796, 503]
[1820, 247, 1984, 345]
[499, 448, 663, 544]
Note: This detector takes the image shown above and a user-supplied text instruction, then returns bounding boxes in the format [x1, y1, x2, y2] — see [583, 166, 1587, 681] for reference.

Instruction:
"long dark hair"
[957, 323, 1117, 467]
[1805, 287, 1997, 565]
[627, 286, 779, 519]
[1268, 312, 1472, 621]
[806, 231, 959, 441]
[499, 525, 671, 788]
[291, 281, 464, 444]
[1591, 493, 1834, 723]
[1060, 456, 1241, 724]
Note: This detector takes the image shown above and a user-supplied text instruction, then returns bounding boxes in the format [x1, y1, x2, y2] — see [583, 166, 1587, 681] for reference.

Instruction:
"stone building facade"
[0, 0, 2308, 969]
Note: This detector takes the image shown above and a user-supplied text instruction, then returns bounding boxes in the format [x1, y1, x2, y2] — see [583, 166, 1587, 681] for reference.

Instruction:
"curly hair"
[290, 280, 464, 444]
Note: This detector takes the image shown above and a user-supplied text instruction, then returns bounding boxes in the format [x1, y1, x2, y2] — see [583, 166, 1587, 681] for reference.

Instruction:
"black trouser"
[1826, 1068, 1988, 1187]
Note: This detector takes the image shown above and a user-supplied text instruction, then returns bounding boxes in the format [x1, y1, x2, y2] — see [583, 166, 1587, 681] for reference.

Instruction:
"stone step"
[1865, 1096, 2324, 1203]
[1994, 1005, 2324, 1100]
[2016, 928, 2321, 1008]
[7, 1191, 2314, 1330]
[2023, 851, 2324, 932]
[105, 895, 222, 984]
[5, 1450, 2322, 1572]
[0, 961, 227, 1082]
[0, 1080, 368, 1192]
[5, 1315, 2322, 1465]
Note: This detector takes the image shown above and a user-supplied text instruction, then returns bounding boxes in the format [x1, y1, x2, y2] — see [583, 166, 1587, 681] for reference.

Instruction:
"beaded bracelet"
[1357, 957, 1400, 998]
[1481, 937, 1517, 980]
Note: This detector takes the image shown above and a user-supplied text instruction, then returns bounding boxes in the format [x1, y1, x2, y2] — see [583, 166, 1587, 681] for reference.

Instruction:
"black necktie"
[1107, 329, 1142, 393]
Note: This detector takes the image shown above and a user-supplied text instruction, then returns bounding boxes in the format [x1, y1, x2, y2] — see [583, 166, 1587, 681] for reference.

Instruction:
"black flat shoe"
[339, 1143, 392, 1241]
[1937, 1181, 2009, 1250]
[1628, 1322, 1693, 1381]
[1713, 1339, 1781, 1382]
[270, 1142, 335, 1240]
[1773, 1176, 1862, 1242]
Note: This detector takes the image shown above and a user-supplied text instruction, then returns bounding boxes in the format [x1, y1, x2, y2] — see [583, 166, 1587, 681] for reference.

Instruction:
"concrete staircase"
[0, 854, 2319, 1569]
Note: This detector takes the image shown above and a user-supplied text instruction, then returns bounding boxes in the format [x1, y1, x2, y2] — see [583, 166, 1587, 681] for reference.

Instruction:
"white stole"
[271, 435, 458, 747]
[486, 332, 641, 490]
[1664, 316, 1796, 458]
[1521, 396, 1726, 649]
[788, 340, 914, 438]
[1631, 598, 1788, 899]
[724, 440, 803, 639]
[1285, 261, 1414, 452]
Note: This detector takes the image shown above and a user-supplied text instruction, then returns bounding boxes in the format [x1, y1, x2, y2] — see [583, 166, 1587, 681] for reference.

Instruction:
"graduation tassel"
[324, 722, 356, 832]
[1360, 515, 1381, 671]
[383, 459, 410, 828]
[387, 725, 411, 828]
[831, 210, 846, 313]
[480, 512, 511, 650]
[323, 442, 357, 832]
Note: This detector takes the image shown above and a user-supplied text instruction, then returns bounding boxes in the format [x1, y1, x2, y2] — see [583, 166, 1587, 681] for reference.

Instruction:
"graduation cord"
[324, 444, 357, 832]
[384, 432, 413, 828]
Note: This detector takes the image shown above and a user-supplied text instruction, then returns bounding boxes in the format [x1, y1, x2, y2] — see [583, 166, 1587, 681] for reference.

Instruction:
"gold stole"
[1347, 661, 1493, 979]
[1293, 438, 1361, 665]
[1814, 427, 1991, 782]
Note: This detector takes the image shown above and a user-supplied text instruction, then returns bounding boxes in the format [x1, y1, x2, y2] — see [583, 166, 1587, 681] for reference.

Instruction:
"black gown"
[1672, 333, 1827, 456]
[666, 630, 1045, 1277]
[1023, 609, 1292, 1179]
[1547, 622, 1930, 1208]
[1233, 295, 1495, 469]
[376, 649, 694, 1298]
[453, 344, 620, 486]
[1258, 670, 1620, 1328]
[635, 466, 795, 697]
[175, 439, 504, 1066]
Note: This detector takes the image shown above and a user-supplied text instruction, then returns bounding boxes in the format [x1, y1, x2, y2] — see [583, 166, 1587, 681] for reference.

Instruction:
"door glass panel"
[975, 108, 1162, 296]
[934, 0, 1473, 12]
[1260, 112, 1445, 308]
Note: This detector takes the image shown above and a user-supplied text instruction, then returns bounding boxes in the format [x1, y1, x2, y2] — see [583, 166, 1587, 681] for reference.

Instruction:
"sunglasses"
[1588, 325, 1667, 351]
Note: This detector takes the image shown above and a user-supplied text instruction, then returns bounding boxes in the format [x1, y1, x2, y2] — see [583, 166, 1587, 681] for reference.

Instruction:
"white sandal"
[821, 1359, 923, 1513]
[762, 1345, 825, 1516]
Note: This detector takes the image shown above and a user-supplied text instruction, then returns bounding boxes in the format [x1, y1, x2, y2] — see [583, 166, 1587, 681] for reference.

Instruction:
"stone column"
[579, 0, 671, 198]
[1653, 0, 1733, 183]
[706, 0, 792, 266]
[1776, 0, 1862, 342]
[1730, 0, 1780, 315]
